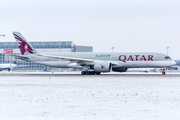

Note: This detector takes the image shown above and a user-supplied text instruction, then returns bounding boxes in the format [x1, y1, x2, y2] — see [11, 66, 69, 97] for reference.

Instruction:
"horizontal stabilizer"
[6, 54, 30, 59]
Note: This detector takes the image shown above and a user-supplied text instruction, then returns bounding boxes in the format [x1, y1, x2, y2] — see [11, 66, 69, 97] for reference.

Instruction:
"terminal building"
[0, 41, 92, 71]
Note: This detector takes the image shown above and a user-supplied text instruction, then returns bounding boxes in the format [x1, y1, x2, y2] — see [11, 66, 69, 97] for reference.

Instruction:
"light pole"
[112, 47, 115, 52]
[166, 46, 169, 55]
[59, 46, 61, 52]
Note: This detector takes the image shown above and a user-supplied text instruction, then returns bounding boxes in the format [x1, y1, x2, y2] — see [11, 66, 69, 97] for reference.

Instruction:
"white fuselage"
[20, 52, 176, 69]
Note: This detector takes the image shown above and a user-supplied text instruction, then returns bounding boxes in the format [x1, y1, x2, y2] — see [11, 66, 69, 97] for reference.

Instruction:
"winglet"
[13, 32, 37, 55]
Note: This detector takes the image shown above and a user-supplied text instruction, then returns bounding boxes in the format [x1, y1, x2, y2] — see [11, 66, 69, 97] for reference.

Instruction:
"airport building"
[175, 60, 180, 66]
[0, 41, 93, 71]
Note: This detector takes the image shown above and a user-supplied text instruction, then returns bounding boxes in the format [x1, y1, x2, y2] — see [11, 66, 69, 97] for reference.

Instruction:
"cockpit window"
[165, 56, 171, 59]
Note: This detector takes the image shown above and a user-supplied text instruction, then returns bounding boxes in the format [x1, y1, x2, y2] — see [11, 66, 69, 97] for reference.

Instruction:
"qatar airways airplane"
[9, 32, 176, 75]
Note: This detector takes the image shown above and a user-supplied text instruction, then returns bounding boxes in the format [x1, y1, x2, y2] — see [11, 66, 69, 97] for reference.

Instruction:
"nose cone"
[171, 61, 176, 66]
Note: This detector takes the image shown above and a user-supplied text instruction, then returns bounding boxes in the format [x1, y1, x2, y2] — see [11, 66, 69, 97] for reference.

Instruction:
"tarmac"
[1, 71, 180, 77]
[0, 71, 180, 119]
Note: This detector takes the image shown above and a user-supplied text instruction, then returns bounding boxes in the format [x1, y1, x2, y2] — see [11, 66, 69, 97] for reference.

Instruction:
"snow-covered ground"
[0, 74, 180, 120]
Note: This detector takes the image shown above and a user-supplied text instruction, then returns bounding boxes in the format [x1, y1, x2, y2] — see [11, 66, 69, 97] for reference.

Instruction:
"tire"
[162, 72, 166, 75]
[81, 71, 86, 75]
[87, 71, 91, 75]
[96, 72, 101, 75]
[92, 71, 95, 75]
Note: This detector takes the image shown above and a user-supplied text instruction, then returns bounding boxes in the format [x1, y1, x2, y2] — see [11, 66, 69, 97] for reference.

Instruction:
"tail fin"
[13, 32, 37, 55]
[13, 58, 17, 64]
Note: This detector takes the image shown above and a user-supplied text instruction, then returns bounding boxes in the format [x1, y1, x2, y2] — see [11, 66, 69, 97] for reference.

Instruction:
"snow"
[0, 73, 180, 120]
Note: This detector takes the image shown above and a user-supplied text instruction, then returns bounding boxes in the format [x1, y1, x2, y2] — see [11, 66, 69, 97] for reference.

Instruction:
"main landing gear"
[81, 71, 101, 75]
[162, 68, 166, 75]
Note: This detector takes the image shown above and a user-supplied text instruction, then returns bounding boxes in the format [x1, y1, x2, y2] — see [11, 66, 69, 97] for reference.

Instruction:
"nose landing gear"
[162, 68, 166, 75]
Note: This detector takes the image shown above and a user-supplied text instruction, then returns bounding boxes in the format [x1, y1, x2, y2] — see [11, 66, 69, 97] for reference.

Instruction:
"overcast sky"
[0, 0, 180, 59]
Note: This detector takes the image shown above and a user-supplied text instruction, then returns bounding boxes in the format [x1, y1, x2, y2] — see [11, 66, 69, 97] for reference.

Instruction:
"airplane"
[8, 32, 176, 75]
[0, 59, 18, 71]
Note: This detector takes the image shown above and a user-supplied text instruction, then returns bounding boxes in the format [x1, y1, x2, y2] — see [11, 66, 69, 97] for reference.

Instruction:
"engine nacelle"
[94, 62, 111, 72]
[112, 67, 127, 72]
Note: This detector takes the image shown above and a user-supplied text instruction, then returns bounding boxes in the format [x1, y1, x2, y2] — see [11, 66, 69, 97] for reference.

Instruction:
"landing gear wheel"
[162, 68, 166, 75]
[96, 72, 101, 75]
[81, 71, 90, 75]
[162, 71, 166, 75]
[87, 71, 91, 75]
[81, 71, 101, 75]
[92, 71, 95, 75]
[81, 71, 85, 75]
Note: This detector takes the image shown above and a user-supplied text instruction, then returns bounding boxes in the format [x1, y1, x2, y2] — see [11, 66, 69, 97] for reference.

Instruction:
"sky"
[0, 0, 180, 59]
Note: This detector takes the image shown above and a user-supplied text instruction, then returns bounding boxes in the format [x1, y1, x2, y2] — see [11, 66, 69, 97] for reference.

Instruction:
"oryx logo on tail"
[13, 33, 34, 55]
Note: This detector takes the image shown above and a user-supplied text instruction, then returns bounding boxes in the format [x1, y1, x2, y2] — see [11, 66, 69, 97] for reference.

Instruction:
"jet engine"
[112, 67, 127, 72]
[94, 62, 111, 72]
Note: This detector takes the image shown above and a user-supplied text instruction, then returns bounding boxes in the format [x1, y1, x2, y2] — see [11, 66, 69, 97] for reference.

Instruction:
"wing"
[38, 54, 119, 66]
[6, 54, 119, 67]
